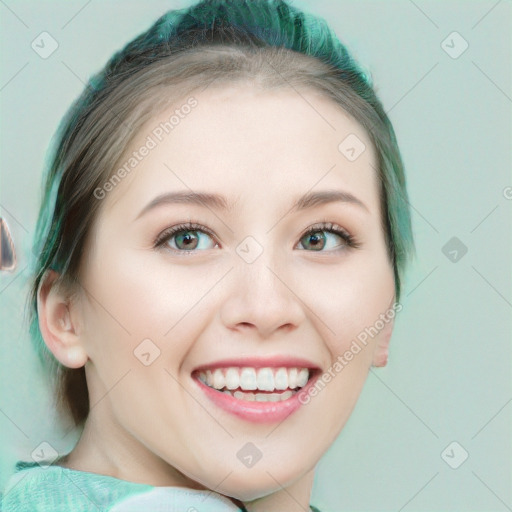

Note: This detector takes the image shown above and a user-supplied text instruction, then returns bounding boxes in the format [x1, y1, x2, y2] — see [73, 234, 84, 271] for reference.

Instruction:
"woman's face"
[64, 84, 395, 500]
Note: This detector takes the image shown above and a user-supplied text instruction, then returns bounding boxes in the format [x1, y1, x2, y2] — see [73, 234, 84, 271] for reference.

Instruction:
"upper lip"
[192, 356, 322, 373]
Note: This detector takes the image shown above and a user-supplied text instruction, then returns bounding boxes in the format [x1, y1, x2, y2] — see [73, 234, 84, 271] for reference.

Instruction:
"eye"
[154, 221, 359, 255]
[154, 222, 218, 254]
[296, 222, 358, 252]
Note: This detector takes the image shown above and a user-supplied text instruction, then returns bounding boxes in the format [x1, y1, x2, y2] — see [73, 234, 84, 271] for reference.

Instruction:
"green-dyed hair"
[26, 0, 414, 428]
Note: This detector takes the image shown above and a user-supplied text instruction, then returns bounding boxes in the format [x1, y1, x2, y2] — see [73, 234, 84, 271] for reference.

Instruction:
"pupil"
[178, 231, 198, 249]
[308, 231, 324, 250]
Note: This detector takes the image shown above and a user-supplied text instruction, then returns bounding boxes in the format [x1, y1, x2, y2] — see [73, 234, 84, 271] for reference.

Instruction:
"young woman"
[1, 0, 413, 510]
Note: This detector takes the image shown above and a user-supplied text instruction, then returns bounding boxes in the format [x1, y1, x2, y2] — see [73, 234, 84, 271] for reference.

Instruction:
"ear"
[37, 269, 88, 368]
[371, 316, 393, 367]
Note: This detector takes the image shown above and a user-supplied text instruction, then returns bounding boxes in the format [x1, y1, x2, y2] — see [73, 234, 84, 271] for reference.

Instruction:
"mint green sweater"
[1, 461, 322, 511]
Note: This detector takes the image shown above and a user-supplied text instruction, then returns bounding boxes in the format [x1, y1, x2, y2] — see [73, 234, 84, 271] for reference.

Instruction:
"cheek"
[305, 246, 394, 343]
[80, 243, 218, 370]
[295, 250, 394, 436]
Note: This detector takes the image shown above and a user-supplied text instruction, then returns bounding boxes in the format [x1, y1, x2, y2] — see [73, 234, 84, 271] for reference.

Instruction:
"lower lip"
[193, 372, 319, 423]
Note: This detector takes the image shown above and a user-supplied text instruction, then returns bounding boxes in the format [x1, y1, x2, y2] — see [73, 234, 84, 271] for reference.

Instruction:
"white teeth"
[212, 369, 225, 390]
[274, 367, 288, 390]
[256, 368, 275, 391]
[198, 367, 311, 392]
[233, 390, 254, 401]
[225, 368, 239, 390]
[228, 390, 294, 402]
[239, 368, 257, 390]
[280, 390, 293, 400]
[288, 368, 298, 389]
[297, 368, 309, 387]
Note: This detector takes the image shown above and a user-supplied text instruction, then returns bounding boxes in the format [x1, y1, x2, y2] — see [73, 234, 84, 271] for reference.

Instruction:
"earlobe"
[371, 318, 393, 367]
[37, 270, 88, 369]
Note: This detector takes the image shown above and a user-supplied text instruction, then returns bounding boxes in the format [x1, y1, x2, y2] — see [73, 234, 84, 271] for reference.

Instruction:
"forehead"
[103, 83, 379, 218]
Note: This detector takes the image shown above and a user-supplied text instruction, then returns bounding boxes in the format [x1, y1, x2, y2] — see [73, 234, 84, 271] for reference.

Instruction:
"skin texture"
[38, 84, 395, 511]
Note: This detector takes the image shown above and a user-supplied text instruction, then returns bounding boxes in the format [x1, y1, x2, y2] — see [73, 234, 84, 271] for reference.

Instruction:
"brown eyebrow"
[134, 189, 368, 221]
[292, 190, 368, 213]
[134, 192, 233, 221]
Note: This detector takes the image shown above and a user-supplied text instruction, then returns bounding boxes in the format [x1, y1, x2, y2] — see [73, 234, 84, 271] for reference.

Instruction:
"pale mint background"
[0, 1, 511, 511]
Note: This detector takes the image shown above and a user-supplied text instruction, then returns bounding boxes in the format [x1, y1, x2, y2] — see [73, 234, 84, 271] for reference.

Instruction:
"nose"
[219, 252, 306, 339]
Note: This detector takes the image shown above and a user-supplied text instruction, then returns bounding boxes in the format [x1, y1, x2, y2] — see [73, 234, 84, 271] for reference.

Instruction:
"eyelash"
[154, 222, 218, 252]
[154, 221, 360, 254]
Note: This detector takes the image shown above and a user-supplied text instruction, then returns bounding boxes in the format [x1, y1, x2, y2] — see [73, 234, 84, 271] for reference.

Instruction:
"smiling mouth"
[193, 366, 316, 403]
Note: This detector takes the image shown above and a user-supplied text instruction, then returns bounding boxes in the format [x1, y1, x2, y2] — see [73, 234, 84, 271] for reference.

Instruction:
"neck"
[242, 468, 315, 512]
[58, 410, 205, 489]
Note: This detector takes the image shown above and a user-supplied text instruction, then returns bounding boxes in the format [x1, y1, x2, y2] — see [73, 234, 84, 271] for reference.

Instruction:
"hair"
[25, 0, 414, 428]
